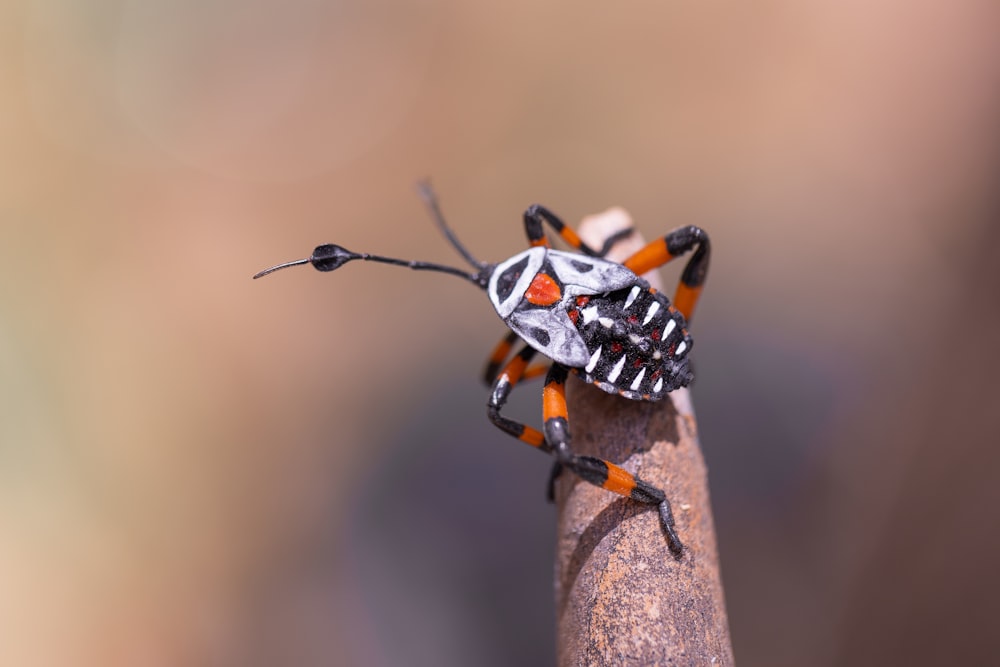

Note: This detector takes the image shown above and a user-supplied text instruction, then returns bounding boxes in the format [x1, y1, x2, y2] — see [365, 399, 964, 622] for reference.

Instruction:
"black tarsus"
[664, 225, 711, 289]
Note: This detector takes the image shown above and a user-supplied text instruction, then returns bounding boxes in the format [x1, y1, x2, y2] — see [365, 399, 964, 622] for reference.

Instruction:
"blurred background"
[2, 1, 999, 665]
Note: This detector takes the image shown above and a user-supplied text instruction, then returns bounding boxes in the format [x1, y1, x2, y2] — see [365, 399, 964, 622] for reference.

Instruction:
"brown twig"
[553, 208, 734, 666]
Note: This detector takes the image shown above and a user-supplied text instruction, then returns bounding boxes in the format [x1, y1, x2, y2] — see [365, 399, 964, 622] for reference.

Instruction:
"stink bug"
[254, 185, 709, 558]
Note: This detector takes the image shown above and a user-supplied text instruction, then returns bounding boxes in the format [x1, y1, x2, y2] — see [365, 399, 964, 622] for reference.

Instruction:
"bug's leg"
[545, 462, 564, 502]
[542, 364, 684, 558]
[523, 205, 635, 257]
[483, 331, 549, 386]
[483, 331, 521, 386]
[623, 226, 711, 323]
[521, 364, 550, 381]
[487, 344, 552, 452]
[482, 330, 549, 388]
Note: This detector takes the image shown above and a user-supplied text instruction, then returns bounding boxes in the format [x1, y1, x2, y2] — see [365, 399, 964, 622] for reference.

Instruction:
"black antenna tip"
[309, 244, 359, 272]
[252, 244, 359, 279]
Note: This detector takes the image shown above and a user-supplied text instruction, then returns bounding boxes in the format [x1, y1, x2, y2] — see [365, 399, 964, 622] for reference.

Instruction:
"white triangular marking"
[623, 286, 641, 310]
[630, 367, 646, 391]
[585, 346, 602, 373]
[607, 355, 627, 383]
[661, 319, 676, 341]
[642, 301, 660, 325]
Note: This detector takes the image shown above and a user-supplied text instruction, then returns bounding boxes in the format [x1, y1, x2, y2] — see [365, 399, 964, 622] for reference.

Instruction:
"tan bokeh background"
[2, 1, 999, 665]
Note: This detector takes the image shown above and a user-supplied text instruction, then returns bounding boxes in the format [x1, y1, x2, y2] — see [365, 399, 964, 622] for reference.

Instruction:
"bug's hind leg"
[542, 364, 683, 558]
[623, 225, 710, 323]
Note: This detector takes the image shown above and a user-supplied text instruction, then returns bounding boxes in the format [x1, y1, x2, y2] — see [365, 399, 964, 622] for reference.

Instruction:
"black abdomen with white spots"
[568, 282, 693, 401]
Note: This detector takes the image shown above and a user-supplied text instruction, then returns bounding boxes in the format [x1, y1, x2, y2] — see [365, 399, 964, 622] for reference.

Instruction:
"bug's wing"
[507, 307, 591, 367]
[547, 252, 642, 296]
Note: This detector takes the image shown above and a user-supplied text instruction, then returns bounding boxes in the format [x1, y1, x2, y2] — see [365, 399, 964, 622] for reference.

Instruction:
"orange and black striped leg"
[523, 205, 635, 257]
[542, 364, 684, 558]
[487, 344, 551, 452]
[623, 225, 711, 323]
[483, 331, 550, 387]
[483, 331, 521, 386]
[545, 462, 563, 502]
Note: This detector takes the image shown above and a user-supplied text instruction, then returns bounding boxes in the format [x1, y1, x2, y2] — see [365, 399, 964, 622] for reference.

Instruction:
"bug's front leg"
[483, 330, 547, 387]
[542, 364, 684, 558]
[486, 344, 551, 451]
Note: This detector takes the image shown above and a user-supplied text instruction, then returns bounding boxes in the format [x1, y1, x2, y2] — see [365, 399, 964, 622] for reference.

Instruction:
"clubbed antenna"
[253, 243, 489, 288]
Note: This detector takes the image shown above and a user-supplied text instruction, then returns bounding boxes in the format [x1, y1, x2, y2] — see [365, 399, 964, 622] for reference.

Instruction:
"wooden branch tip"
[554, 208, 733, 666]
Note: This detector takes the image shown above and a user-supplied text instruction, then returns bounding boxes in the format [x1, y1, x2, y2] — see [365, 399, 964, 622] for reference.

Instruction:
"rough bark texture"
[554, 208, 733, 666]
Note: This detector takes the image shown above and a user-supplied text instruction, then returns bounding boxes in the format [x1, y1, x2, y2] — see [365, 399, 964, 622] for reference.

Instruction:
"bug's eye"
[495, 256, 529, 303]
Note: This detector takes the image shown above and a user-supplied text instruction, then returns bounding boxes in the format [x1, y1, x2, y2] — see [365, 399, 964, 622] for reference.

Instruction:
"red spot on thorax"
[525, 273, 562, 306]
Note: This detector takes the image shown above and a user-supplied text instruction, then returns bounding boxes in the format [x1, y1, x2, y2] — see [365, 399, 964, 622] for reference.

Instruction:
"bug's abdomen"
[568, 282, 693, 401]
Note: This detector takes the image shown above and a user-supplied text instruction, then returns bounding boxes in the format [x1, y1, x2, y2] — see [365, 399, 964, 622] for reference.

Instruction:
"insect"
[254, 185, 709, 558]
